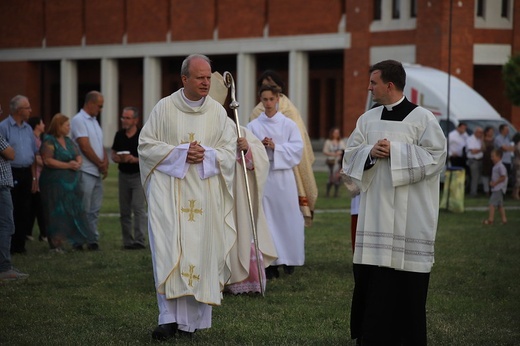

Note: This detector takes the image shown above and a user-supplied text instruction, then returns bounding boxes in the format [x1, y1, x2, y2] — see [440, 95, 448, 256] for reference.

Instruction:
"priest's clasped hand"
[262, 137, 275, 150]
[371, 138, 390, 158]
[187, 141, 205, 164]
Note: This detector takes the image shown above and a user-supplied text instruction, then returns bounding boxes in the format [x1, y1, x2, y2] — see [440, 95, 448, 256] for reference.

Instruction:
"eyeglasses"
[18, 106, 32, 110]
[120, 117, 134, 120]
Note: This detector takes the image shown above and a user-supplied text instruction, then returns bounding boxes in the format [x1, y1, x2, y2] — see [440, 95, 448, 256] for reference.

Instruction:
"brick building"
[0, 0, 518, 145]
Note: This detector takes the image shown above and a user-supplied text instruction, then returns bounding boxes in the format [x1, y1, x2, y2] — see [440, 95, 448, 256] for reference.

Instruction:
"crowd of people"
[0, 54, 318, 340]
[448, 122, 519, 199]
[0, 55, 516, 345]
[0, 90, 149, 282]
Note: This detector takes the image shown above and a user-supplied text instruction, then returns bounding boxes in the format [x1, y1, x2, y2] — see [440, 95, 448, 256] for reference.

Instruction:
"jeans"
[118, 172, 147, 247]
[79, 172, 103, 244]
[0, 186, 14, 272]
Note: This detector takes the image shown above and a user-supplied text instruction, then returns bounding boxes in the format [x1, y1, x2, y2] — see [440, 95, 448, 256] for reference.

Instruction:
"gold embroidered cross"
[181, 264, 200, 287]
[181, 133, 196, 144]
[181, 200, 203, 221]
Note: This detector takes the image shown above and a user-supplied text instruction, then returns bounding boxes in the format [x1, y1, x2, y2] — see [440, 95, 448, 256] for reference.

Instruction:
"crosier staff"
[223, 71, 265, 297]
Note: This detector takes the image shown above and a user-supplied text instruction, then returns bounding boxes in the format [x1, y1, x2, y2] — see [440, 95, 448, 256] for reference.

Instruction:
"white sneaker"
[0, 267, 29, 281]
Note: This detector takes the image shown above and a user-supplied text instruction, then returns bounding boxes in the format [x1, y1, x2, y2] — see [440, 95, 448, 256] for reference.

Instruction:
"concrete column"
[101, 58, 119, 148]
[289, 50, 309, 127]
[143, 57, 162, 123]
[236, 53, 256, 125]
[60, 59, 77, 117]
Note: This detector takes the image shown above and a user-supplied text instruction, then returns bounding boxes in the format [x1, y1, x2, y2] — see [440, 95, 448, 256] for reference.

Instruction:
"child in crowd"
[483, 149, 508, 225]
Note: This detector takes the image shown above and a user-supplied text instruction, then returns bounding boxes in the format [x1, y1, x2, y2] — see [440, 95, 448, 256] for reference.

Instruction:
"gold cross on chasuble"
[181, 264, 200, 287]
[181, 200, 203, 221]
[181, 132, 196, 144]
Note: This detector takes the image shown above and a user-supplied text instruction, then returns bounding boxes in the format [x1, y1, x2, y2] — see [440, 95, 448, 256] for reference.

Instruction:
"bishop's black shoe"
[178, 329, 195, 339]
[283, 265, 295, 275]
[152, 323, 178, 341]
[265, 266, 280, 279]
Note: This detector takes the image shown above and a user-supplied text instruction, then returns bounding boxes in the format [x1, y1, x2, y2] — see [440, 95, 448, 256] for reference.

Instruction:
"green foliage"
[1, 168, 519, 345]
[502, 54, 520, 106]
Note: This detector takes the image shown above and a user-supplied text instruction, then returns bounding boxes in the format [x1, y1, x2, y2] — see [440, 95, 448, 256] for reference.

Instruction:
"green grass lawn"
[1, 168, 519, 345]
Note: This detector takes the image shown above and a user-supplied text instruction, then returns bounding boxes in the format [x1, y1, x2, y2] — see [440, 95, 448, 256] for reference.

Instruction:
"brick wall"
[85, 0, 125, 45]
[218, 0, 265, 39]
[0, 0, 44, 48]
[269, 0, 343, 36]
[127, 0, 169, 43]
[449, 0, 474, 86]
[171, 0, 216, 41]
[0, 62, 41, 119]
[0, 0, 518, 134]
[45, 0, 83, 46]
[416, 0, 446, 70]
[343, 0, 371, 136]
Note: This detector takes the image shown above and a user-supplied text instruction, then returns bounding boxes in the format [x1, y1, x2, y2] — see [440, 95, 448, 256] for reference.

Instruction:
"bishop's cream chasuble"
[139, 90, 237, 306]
[343, 104, 446, 273]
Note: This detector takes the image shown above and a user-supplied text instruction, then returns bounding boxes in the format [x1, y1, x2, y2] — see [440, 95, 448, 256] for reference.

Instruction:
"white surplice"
[251, 95, 318, 226]
[247, 112, 305, 266]
[139, 90, 237, 307]
[343, 105, 447, 273]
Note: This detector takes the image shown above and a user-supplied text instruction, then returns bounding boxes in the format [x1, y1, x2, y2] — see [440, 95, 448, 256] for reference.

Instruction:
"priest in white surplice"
[250, 70, 318, 227]
[343, 60, 446, 345]
[247, 84, 305, 279]
[138, 55, 237, 341]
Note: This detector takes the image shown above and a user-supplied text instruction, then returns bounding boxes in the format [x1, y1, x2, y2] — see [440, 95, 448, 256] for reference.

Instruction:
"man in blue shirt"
[0, 95, 38, 254]
[0, 104, 29, 281]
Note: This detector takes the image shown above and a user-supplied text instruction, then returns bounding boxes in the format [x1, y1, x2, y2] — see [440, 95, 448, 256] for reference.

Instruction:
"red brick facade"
[127, 0, 170, 43]
[45, 0, 83, 46]
[269, 0, 343, 36]
[0, 0, 518, 135]
[171, 0, 216, 41]
[218, 0, 265, 38]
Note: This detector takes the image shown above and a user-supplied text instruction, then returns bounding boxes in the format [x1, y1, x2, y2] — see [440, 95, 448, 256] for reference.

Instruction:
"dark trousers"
[351, 264, 430, 346]
[10, 167, 33, 253]
[29, 191, 47, 238]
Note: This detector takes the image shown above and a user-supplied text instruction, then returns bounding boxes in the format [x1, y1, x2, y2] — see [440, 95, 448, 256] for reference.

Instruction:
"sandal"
[501, 221, 507, 225]
[482, 219, 494, 225]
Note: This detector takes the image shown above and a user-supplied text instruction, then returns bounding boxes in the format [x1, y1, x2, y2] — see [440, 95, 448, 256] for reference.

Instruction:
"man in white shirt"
[466, 127, 484, 196]
[70, 91, 108, 251]
[448, 122, 468, 168]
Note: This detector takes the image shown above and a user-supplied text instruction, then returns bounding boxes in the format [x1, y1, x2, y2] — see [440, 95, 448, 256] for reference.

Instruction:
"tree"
[502, 54, 520, 106]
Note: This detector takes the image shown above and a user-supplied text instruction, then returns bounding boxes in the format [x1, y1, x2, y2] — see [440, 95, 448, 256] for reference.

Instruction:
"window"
[501, 0, 510, 18]
[410, 0, 417, 18]
[374, 0, 382, 20]
[392, 0, 401, 19]
[476, 0, 485, 17]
